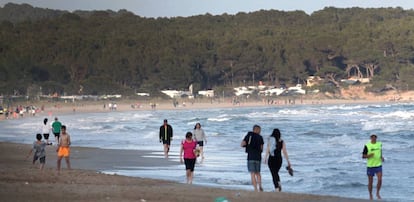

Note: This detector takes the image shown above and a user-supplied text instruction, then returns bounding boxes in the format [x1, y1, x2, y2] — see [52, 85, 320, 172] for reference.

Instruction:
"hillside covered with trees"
[1, 3, 414, 98]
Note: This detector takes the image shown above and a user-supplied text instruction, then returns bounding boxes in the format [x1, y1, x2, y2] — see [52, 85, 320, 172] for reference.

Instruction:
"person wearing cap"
[159, 119, 173, 158]
[362, 134, 384, 200]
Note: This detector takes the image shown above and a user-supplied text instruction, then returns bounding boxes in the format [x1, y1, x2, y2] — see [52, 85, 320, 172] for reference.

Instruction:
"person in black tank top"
[264, 128, 292, 192]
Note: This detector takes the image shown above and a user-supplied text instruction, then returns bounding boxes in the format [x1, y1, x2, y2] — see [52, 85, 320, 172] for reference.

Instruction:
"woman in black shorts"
[180, 132, 197, 184]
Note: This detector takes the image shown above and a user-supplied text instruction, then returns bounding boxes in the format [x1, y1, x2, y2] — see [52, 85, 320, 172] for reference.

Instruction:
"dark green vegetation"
[1, 3, 414, 97]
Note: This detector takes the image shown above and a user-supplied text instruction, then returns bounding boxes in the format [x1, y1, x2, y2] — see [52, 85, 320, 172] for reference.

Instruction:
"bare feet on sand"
[377, 193, 381, 200]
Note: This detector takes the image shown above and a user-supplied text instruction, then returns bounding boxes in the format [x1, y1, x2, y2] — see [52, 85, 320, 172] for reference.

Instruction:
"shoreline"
[0, 142, 370, 202]
[0, 96, 405, 121]
[2, 87, 414, 120]
[0, 94, 404, 201]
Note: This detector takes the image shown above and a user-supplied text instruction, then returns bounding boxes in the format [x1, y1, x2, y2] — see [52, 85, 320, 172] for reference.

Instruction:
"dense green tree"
[1, 3, 414, 96]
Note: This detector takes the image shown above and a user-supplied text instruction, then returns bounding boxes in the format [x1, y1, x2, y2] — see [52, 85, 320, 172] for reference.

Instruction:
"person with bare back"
[57, 125, 71, 173]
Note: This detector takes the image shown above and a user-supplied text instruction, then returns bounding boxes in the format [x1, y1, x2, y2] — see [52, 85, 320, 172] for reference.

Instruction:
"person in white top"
[40, 118, 52, 145]
[193, 123, 207, 162]
[264, 128, 292, 192]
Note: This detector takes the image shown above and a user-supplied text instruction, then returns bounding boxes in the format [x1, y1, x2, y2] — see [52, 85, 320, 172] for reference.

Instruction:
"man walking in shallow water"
[241, 125, 264, 192]
[159, 119, 173, 158]
[362, 134, 384, 200]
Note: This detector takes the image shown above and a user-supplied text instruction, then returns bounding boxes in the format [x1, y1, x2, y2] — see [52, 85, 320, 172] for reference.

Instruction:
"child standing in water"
[27, 133, 47, 171]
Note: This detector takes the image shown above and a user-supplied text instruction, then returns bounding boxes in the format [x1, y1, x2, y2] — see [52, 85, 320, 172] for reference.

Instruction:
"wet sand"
[0, 142, 371, 202]
[1, 93, 399, 201]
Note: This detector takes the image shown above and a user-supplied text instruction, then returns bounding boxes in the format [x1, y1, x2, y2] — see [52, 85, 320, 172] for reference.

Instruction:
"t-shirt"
[243, 132, 264, 161]
[182, 139, 197, 159]
[33, 141, 46, 158]
[52, 121, 62, 133]
[41, 124, 50, 134]
[193, 129, 206, 142]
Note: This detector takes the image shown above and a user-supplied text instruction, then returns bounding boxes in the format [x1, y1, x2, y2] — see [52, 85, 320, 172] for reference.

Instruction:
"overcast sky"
[1, 0, 413, 18]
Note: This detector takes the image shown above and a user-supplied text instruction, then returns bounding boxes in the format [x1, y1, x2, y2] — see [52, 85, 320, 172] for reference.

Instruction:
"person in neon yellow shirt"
[362, 134, 384, 200]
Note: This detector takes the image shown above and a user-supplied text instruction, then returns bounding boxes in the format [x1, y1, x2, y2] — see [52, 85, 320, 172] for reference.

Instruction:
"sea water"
[1, 102, 413, 201]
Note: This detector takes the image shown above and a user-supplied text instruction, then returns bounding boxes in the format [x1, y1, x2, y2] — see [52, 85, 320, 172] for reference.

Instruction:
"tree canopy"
[1, 3, 414, 96]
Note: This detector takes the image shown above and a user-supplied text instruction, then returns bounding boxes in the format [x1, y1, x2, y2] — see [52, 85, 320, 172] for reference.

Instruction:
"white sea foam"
[380, 110, 414, 119]
[207, 117, 230, 122]
[1, 103, 413, 201]
[278, 109, 312, 115]
[325, 104, 367, 111]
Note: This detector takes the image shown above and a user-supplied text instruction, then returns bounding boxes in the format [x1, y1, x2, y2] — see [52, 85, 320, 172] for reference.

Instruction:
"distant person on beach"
[5, 109, 9, 119]
[40, 118, 52, 145]
[264, 128, 292, 192]
[362, 134, 384, 200]
[180, 132, 197, 184]
[57, 125, 71, 173]
[241, 125, 264, 192]
[52, 117, 62, 144]
[159, 119, 173, 158]
[193, 122, 207, 162]
[26, 133, 47, 171]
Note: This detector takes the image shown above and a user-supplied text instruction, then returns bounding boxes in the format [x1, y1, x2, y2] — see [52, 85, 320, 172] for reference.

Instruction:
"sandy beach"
[2, 90, 410, 201]
[0, 142, 370, 202]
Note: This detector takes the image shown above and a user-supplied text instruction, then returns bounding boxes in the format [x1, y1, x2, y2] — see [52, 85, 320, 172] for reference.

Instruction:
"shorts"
[33, 155, 46, 164]
[247, 160, 261, 173]
[367, 166, 382, 176]
[197, 141, 204, 147]
[58, 146, 70, 157]
[162, 140, 171, 145]
[184, 158, 196, 172]
[43, 133, 49, 140]
[53, 132, 60, 138]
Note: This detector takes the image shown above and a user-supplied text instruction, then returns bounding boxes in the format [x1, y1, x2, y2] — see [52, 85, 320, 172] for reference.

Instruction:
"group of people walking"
[241, 125, 292, 192]
[28, 116, 383, 199]
[240, 124, 384, 199]
[27, 117, 72, 174]
[161, 120, 384, 200]
[159, 119, 207, 184]
[39, 117, 64, 145]
[159, 119, 291, 189]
